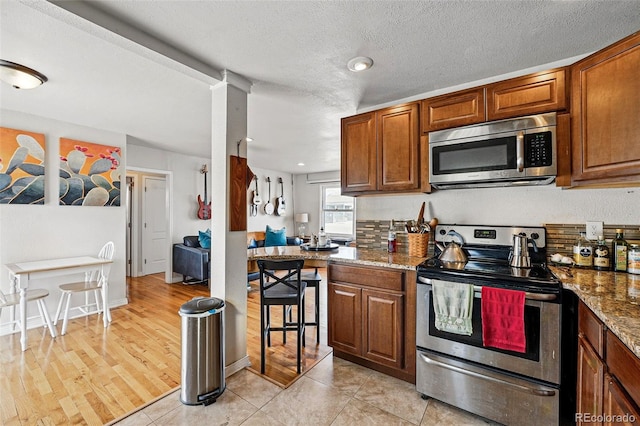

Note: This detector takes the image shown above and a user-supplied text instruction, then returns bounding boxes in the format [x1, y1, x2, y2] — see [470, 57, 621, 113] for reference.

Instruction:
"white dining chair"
[0, 288, 57, 339]
[53, 241, 115, 335]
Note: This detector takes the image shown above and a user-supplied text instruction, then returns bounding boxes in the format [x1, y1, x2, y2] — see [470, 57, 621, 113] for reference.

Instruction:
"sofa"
[173, 231, 301, 285]
[173, 236, 209, 283]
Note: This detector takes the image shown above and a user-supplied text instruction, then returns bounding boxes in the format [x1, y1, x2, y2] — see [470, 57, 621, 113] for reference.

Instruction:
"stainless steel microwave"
[429, 112, 557, 189]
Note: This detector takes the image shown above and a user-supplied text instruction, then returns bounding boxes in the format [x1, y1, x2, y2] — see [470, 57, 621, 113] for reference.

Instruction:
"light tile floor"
[112, 354, 495, 426]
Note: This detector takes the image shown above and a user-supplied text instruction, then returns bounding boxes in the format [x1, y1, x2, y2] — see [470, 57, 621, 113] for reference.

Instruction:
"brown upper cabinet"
[421, 69, 567, 134]
[570, 30, 640, 187]
[341, 102, 429, 196]
[486, 69, 567, 121]
[421, 87, 485, 132]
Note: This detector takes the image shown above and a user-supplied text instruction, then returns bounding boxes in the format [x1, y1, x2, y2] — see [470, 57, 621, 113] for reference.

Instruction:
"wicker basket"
[408, 232, 429, 257]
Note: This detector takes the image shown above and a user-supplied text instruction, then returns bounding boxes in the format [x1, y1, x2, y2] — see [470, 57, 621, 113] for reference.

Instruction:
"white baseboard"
[225, 355, 251, 377]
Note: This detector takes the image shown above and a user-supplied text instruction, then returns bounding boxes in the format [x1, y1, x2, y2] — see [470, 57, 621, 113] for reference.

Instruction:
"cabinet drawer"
[579, 302, 605, 357]
[606, 331, 640, 407]
[329, 263, 404, 292]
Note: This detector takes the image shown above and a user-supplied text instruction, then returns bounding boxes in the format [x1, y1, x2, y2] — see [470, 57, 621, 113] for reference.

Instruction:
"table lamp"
[295, 213, 309, 238]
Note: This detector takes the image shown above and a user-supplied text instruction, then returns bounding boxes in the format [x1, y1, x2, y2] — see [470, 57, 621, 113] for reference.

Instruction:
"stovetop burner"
[420, 257, 559, 286]
[417, 224, 561, 293]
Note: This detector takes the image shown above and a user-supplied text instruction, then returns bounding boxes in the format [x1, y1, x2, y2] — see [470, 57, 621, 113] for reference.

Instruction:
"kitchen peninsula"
[247, 245, 425, 270]
[248, 245, 426, 382]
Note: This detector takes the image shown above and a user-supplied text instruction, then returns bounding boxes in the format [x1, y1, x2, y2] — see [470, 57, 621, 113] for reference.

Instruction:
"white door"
[142, 176, 167, 275]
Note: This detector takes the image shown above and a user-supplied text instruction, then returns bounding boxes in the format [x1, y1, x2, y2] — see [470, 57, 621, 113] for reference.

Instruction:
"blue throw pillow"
[198, 229, 211, 249]
[264, 225, 286, 247]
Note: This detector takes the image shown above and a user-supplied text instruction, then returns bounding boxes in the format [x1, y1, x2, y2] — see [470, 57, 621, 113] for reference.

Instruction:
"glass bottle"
[388, 219, 397, 253]
[612, 228, 628, 272]
[593, 235, 610, 271]
[318, 227, 327, 247]
[573, 231, 593, 268]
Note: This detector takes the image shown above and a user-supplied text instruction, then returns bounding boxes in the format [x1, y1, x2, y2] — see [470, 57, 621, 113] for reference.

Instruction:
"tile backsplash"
[356, 220, 640, 257]
[544, 223, 640, 257]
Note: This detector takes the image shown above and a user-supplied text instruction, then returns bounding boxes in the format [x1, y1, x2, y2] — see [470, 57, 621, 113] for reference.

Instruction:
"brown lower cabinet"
[576, 301, 640, 425]
[327, 263, 416, 383]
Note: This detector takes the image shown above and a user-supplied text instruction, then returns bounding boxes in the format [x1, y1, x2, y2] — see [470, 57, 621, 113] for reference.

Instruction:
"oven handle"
[418, 352, 556, 397]
[417, 277, 557, 301]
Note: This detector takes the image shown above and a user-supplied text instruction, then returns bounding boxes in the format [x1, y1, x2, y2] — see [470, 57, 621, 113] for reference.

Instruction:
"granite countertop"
[551, 265, 640, 359]
[247, 245, 426, 271]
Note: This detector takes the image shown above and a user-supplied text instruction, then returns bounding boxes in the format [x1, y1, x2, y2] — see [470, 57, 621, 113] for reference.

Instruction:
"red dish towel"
[481, 286, 526, 353]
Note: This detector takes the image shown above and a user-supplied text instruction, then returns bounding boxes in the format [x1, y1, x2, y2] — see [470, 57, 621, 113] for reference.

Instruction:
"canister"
[628, 244, 640, 275]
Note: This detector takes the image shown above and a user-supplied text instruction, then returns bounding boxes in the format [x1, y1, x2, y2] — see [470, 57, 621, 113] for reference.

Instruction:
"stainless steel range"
[416, 224, 576, 425]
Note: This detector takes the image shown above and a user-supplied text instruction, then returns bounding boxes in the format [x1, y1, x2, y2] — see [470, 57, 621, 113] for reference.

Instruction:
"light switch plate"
[586, 221, 604, 241]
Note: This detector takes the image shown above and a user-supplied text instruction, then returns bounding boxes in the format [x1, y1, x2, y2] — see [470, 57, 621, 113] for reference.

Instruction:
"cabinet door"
[604, 374, 640, 426]
[362, 288, 404, 369]
[577, 335, 605, 425]
[571, 32, 640, 185]
[341, 112, 377, 194]
[376, 103, 420, 192]
[328, 282, 362, 355]
[421, 88, 485, 132]
[486, 69, 567, 121]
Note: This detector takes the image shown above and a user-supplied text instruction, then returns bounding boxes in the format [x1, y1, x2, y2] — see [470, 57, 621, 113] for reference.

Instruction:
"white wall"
[127, 142, 211, 246]
[0, 110, 127, 332]
[292, 173, 640, 235]
[247, 166, 294, 235]
[355, 185, 640, 227]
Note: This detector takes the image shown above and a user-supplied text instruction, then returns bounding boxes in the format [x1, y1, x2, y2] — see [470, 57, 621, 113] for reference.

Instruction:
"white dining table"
[5, 256, 113, 351]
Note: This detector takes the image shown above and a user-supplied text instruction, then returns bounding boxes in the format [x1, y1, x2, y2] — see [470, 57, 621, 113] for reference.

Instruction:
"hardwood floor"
[0, 270, 329, 425]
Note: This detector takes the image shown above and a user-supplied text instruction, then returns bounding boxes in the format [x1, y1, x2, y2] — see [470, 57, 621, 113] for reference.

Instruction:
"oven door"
[416, 278, 561, 384]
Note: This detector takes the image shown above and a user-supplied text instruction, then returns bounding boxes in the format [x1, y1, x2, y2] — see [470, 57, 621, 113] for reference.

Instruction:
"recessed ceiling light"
[0, 59, 47, 89]
[347, 56, 373, 72]
[297, 162, 305, 166]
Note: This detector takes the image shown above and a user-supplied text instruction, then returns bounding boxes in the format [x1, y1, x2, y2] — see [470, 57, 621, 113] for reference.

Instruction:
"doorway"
[126, 168, 173, 283]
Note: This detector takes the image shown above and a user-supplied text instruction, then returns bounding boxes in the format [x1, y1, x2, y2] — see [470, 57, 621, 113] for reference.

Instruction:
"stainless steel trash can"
[179, 296, 225, 406]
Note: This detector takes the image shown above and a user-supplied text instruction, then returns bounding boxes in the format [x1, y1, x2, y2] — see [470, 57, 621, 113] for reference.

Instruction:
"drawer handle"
[419, 352, 556, 397]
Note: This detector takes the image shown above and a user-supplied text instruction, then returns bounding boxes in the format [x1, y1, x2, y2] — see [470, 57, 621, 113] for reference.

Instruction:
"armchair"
[173, 236, 210, 284]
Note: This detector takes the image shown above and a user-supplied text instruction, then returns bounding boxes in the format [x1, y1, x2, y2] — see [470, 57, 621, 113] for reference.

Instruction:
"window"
[320, 184, 355, 238]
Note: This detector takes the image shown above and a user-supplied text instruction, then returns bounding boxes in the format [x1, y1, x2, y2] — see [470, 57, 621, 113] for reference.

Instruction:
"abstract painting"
[0, 126, 46, 204]
[59, 138, 122, 206]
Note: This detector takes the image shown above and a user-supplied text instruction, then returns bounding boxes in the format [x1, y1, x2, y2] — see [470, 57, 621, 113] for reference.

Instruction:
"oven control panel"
[435, 224, 546, 248]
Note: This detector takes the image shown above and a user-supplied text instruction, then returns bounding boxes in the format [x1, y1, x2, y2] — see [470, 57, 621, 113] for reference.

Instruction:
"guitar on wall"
[263, 177, 274, 215]
[197, 164, 211, 220]
[275, 177, 286, 216]
[250, 175, 261, 217]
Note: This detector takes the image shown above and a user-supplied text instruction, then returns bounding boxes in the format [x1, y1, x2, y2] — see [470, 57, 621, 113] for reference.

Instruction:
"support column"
[210, 70, 252, 371]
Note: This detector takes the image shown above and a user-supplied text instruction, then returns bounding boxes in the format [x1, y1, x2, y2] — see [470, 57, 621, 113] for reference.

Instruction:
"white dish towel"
[431, 281, 474, 336]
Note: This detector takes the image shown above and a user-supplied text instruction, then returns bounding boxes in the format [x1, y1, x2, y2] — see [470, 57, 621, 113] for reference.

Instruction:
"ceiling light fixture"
[347, 56, 374, 72]
[0, 59, 48, 89]
[297, 162, 305, 166]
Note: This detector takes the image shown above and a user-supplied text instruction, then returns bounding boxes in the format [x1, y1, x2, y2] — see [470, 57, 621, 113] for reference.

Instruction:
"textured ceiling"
[1, 0, 639, 173]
